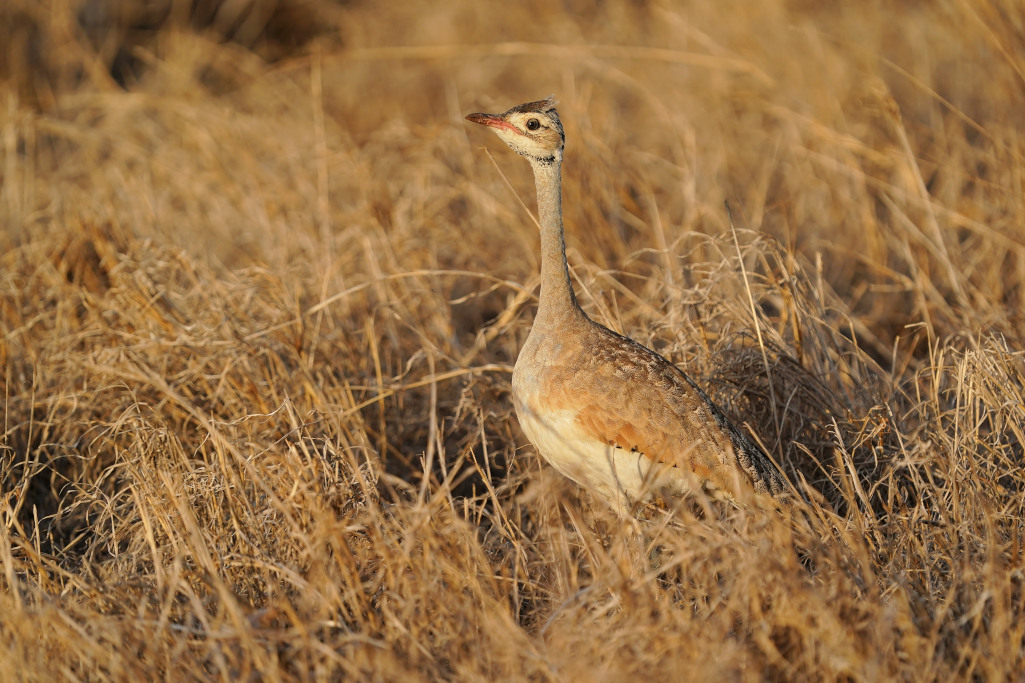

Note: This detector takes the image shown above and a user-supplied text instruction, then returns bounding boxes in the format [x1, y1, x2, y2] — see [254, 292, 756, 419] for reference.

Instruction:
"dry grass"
[2, 0, 1024, 680]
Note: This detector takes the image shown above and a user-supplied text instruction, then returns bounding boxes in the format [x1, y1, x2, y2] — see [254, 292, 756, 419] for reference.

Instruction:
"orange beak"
[466, 112, 517, 134]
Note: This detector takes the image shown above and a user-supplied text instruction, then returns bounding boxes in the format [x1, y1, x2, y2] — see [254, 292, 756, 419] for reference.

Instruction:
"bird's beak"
[466, 112, 516, 133]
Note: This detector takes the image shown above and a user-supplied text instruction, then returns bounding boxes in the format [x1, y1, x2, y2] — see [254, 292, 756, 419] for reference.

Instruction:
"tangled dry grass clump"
[2, 0, 1024, 680]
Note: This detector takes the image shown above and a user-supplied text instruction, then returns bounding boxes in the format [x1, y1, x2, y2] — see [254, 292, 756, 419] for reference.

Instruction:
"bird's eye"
[526, 118, 541, 131]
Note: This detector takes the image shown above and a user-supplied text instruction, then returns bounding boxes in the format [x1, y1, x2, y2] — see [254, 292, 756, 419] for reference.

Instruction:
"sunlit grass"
[2, 0, 1024, 679]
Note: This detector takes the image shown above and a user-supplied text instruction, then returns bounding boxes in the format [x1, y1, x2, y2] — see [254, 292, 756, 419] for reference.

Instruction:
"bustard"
[466, 96, 787, 507]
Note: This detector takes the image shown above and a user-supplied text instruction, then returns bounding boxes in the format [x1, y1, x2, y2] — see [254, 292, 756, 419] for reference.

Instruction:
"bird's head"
[466, 96, 564, 165]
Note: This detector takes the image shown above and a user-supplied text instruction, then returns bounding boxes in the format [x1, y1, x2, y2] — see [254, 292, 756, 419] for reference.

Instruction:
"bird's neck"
[531, 158, 584, 325]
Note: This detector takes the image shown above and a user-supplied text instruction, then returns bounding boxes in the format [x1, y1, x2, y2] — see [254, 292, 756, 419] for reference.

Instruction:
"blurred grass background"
[1, 0, 1024, 680]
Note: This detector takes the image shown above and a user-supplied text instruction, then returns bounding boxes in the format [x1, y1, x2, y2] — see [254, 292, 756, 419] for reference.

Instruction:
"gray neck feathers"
[530, 158, 583, 326]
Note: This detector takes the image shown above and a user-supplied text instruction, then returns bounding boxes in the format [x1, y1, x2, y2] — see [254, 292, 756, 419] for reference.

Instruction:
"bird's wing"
[536, 322, 762, 497]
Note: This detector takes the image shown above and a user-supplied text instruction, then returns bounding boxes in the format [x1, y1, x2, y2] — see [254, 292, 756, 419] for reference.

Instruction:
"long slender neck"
[530, 158, 584, 325]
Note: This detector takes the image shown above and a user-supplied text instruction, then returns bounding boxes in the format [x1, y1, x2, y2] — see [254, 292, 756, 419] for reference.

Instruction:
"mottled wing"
[542, 321, 786, 498]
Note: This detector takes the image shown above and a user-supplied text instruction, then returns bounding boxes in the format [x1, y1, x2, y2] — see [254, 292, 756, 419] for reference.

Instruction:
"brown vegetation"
[2, 0, 1024, 679]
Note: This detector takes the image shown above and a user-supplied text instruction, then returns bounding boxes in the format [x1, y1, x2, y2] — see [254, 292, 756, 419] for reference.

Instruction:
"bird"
[465, 96, 788, 509]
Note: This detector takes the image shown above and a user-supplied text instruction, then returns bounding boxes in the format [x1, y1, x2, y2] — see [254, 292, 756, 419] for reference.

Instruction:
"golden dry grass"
[2, 0, 1024, 680]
